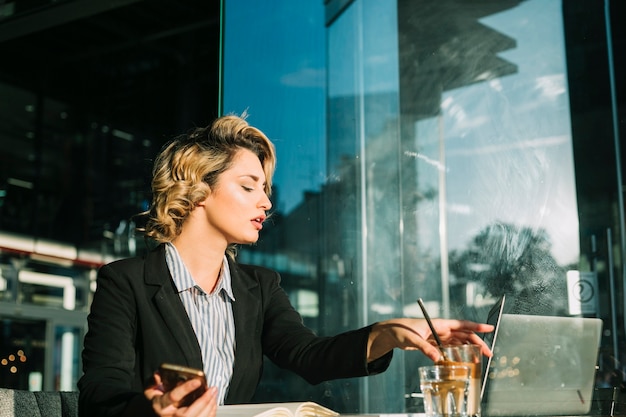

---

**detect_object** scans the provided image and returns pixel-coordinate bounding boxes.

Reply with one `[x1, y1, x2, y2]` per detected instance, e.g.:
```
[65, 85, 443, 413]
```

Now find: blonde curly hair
[143, 114, 276, 247]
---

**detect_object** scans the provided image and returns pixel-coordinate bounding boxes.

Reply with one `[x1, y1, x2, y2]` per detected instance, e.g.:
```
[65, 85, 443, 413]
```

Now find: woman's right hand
[145, 373, 218, 417]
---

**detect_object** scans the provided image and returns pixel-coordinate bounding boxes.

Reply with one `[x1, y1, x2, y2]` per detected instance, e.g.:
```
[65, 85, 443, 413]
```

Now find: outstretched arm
[367, 318, 493, 363]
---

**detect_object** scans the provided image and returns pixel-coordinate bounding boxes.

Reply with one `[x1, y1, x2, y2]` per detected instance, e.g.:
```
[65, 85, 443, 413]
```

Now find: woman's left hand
[368, 318, 494, 363]
[144, 373, 218, 417]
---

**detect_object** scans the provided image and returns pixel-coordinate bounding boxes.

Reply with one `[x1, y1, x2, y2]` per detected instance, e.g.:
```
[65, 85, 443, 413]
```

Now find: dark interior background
[0, 0, 221, 252]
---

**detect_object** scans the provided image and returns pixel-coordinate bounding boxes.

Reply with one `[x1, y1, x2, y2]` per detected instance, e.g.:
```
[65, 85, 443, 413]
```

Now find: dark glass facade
[0, 0, 220, 391]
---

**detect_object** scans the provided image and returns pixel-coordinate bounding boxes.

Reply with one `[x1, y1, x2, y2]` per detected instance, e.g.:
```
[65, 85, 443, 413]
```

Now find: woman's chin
[236, 236, 260, 245]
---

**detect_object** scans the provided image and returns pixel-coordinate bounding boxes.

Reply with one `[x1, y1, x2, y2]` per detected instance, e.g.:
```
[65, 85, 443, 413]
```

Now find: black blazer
[78, 244, 391, 417]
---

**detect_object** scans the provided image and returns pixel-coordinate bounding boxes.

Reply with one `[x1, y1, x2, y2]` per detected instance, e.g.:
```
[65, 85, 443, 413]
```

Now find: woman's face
[199, 148, 272, 245]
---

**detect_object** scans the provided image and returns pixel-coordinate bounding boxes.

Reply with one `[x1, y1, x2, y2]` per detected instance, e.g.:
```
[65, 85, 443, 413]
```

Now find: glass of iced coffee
[439, 344, 482, 417]
[419, 364, 471, 417]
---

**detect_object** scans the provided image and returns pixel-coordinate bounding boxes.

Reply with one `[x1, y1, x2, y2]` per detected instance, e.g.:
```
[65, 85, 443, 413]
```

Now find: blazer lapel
[228, 260, 262, 392]
[144, 245, 203, 367]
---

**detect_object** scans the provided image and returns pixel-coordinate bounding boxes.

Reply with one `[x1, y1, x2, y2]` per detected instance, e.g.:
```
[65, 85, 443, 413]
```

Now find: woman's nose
[259, 193, 272, 211]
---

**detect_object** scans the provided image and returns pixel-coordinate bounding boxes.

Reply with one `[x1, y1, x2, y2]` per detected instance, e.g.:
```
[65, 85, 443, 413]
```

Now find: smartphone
[157, 363, 207, 407]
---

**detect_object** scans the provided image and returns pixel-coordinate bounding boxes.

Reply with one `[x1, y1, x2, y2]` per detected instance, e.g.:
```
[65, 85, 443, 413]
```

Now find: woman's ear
[195, 192, 211, 207]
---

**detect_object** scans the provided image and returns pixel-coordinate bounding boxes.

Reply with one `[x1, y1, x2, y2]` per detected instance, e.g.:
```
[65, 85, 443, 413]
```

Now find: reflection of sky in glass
[328, 0, 399, 98]
[417, 0, 579, 265]
[222, 1, 326, 214]
[225, 0, 579, 265]
[326, 0, 399, 177]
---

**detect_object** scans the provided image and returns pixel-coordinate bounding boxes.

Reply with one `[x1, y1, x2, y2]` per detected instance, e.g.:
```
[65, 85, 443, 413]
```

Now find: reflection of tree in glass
[450, 222, 568, 315]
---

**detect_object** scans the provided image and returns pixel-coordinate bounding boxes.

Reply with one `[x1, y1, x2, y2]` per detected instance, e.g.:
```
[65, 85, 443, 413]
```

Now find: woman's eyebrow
[239, 174, 266, 185]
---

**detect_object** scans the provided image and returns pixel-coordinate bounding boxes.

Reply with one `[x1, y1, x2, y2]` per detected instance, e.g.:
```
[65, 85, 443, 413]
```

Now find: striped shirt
[165, 243, 236, 405]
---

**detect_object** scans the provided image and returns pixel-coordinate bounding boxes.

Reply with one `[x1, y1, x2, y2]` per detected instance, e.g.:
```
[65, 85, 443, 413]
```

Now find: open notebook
[481, 297, 603, 416]
[216, 401, 338, 417]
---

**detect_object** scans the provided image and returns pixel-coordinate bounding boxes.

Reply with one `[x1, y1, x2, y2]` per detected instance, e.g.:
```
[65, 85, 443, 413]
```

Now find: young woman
[78, 114, 493, 417]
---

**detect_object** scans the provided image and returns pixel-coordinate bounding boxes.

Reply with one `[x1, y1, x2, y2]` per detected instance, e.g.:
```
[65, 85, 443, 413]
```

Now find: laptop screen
[480, 307, 602, 416]
[480, 294, 506, 400]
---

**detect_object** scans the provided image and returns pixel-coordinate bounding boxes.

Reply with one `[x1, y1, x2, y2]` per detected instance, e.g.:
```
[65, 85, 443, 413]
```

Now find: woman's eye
[242, 185, 254, 192]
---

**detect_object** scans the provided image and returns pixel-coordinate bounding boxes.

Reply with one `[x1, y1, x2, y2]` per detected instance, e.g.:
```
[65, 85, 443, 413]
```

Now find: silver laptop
[481, 310, 603, 416]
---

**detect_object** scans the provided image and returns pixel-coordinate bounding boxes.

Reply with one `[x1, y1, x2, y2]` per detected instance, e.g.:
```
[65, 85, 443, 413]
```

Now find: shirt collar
[165, 242, 235, 301]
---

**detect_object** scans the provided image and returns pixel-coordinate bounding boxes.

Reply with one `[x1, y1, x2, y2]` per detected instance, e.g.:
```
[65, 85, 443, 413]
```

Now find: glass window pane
[53, 325, 81, 391]
[224, 0, 625, 413]
[0, 318, 46, 390]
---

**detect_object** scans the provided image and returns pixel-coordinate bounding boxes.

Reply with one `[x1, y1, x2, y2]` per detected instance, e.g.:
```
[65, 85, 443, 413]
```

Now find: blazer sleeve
[249, 265, 393, 385]
[78, 261, 155, 417]
[79, 247, 203, 417]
